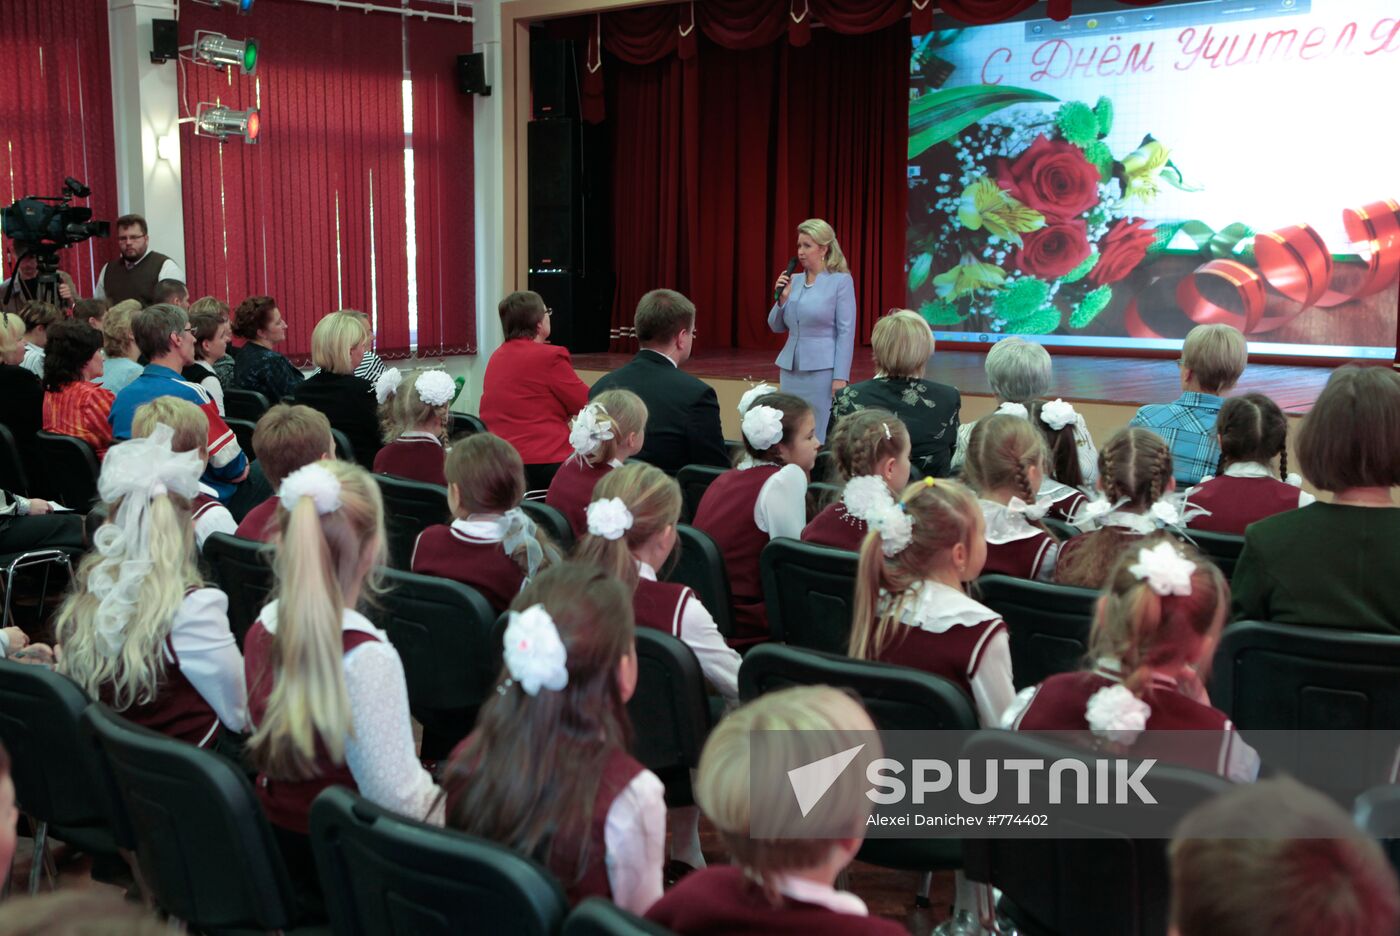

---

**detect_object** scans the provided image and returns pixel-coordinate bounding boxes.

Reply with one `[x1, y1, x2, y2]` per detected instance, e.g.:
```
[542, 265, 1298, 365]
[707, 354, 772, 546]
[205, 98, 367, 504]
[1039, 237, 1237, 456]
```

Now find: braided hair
[1214, 393, 1288, 480]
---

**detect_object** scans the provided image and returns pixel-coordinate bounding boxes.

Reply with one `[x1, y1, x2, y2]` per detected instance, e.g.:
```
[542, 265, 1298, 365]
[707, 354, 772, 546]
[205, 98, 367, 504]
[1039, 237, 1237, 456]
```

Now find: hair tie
[414, 370, 456, 407]
[502, 604, 569, 696]
[882, 422, 892, 440]
[1127, 541, 1196, 597]
[1086, 685, 1151, 747]
[569, 402, 616, 458]
[586, 497, 633, 541]
[742, 404, 784, 451]
[996, 401, 1030, 420]
[374, 367, 404, 405]
[1039, 398, 1078, 431]
[922, 476, 935, 488]
[843, 476, 914, 557]
[278, 463, 343, 515]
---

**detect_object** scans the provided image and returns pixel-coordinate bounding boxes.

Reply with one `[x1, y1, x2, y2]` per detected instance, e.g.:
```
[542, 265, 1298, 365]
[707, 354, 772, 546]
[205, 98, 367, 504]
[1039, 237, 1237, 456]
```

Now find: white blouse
[603, 767, 667, 915]
[739, 459, 808, 541]
[978, 498, 1059, 583]
[637, 560, 741, 703]
[170, 587, 247, 737]
[258, 600, 444, 826]
[193, 483, 238, 550]
[1187, 461, 1316, 509]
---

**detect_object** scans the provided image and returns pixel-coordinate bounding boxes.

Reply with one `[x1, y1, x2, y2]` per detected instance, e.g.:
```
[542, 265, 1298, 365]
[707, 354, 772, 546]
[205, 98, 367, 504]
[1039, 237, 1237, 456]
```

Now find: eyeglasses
[544, 308, 554, 317]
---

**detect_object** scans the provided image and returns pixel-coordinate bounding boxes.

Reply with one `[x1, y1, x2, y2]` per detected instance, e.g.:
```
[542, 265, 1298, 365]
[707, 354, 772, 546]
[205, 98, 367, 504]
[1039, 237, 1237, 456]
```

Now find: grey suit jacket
[766, 270, 857, 381]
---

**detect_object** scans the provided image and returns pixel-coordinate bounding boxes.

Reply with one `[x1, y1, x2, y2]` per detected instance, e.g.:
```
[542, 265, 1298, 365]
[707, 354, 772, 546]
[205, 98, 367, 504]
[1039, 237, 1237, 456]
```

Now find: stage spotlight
[192, 31, 258, 75]
[237, 0, 254, 13]
[194, 104, 261, 144]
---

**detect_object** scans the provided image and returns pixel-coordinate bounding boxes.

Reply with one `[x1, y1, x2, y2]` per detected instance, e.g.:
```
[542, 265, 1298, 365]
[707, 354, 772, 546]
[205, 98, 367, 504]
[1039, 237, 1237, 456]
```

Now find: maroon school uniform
[235, 496, 278, 543]
[1009, 665, 1256, 780]
[545, 458, 615, 539]
[801, 502, 866, 552]
[410, 520, 524, 613]
[1042, 482, 1087, 522]
[692, 464, 781, 646]
[979, 499, 1058, 582]
[191, 491, 223, 525]
[98, 637, 221, 748]
[634, 576, 693, 637]
[648, 865, 908, 936]
[1053, 525, 1153, 590]
[243, 620, 382, 833]
[1185, 469, 1307, 535]
[373, 432, 447, 487]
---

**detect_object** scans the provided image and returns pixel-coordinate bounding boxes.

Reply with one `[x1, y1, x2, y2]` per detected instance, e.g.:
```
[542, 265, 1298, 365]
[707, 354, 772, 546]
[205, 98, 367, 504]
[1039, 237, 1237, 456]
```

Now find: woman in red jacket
[479, 291, 591, 491]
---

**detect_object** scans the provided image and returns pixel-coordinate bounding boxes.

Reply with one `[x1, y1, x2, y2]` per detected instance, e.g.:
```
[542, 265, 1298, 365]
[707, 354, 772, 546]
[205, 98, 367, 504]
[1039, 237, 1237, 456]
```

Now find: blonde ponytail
[574, 463, 683, 592]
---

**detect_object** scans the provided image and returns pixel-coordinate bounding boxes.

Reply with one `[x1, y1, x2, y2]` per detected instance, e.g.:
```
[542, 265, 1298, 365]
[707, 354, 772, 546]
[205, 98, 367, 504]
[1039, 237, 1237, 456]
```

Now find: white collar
[888, 580, 997, 634]
[1093, 657, 1182, 692]
[197, 482, 220, 499]
[1222, 461, 1275, 480]
[451, 515, 507, 543]
[398, 430, 444, 447]
[1038, 476, 1083, 502]
[979, 498, 1043, 544]
[608, 457, 625, 469]
[772, 874, 868, 916]
[193, 359, 215, 374]
[1096, 510, 1158, 535]
[258, 599, 383, 638]
[640, 348, 678, 368]
[636, 559, 658, 581]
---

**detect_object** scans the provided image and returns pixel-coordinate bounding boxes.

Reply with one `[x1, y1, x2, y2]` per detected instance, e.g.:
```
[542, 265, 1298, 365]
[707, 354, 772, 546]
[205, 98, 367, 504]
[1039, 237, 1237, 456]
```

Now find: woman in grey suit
[768, 218, 856, 443]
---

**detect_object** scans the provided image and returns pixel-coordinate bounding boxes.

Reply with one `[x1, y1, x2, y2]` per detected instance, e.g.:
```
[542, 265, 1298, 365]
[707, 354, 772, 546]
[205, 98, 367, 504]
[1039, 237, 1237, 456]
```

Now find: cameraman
[1, 242, 76, 313]
[94, 214, 183, 306]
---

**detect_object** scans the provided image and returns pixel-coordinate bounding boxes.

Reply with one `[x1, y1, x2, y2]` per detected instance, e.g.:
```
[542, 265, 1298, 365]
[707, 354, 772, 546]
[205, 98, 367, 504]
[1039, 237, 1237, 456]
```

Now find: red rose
[998, 134, 1101, 222]
[1016, 220, 1092, 279]
[1090, 217, 1156, 285]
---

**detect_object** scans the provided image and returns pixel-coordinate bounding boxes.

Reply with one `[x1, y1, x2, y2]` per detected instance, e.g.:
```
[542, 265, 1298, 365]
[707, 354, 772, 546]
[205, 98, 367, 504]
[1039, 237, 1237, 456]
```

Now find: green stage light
[193, 31, 258, 75]
[243, 39, 258, 74]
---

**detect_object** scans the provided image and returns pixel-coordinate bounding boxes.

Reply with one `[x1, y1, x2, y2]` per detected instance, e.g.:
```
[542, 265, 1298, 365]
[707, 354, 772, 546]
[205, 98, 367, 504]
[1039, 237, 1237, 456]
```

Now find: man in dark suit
[589, 289, 729, 475]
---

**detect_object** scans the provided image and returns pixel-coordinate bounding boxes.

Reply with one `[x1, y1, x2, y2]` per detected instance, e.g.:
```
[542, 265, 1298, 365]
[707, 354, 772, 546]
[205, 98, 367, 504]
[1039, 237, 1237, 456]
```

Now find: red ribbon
[1126, 199, 1400, 339]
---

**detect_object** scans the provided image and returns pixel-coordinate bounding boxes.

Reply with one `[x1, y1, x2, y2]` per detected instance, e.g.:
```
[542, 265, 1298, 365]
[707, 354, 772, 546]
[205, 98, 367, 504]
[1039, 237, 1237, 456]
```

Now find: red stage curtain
[179, 0, 412, 362]
[0, 0, 119, 297]
[607, 24, 909, 353]
[407, 15, 477, 357]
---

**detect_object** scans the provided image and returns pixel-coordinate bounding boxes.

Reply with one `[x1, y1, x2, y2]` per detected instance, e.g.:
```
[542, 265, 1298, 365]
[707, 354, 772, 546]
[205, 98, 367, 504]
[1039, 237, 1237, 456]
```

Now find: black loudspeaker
[150, 19, 179, 64]
[456, 53, 490, 96]
[530, 31, 576, 120]
[529, 271, 613, 355]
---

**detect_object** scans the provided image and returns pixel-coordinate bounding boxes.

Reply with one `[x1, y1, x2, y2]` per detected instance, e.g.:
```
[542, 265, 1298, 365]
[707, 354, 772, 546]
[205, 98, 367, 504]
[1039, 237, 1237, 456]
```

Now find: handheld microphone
[774, 257, 799, 304]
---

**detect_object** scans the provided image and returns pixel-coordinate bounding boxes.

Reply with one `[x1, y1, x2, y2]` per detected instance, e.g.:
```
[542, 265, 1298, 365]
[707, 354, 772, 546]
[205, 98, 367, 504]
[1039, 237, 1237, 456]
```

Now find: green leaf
[908, 253, 934, 292]
[919, 300, 964, 326]
[909, 85, 1060, 160]
[1062, 252, 1099, 283]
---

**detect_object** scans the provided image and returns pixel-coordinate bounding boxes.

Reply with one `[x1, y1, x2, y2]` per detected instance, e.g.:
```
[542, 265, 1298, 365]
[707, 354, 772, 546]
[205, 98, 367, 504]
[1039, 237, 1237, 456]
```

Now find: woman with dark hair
[479, 291, 590, 491]
[183, 305, 232, 414]
[42, 319, 115, 459]
[231, 295, 303, 404]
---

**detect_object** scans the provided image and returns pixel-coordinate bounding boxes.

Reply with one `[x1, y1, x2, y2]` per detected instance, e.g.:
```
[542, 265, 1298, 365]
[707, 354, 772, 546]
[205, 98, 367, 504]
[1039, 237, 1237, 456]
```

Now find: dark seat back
[961, 729, 1231, 936]
[1042, 517, 1079, 541]
[225, 416, 258, 461]
[664, 524, 733, 638]
[0, 422, 30, 496]
[0, 660, 116, 855]
[377, 568, 501, 757]
[760, 537, 858, 654]
[519, 499, 573, 552]
[310, 786, 569, 936]
[1355, 784, 1400, 877]
[35, 430, 99, 509]
[449, 412, 487, 439]
[375, 475, 450, 569]
[628, 628, 712, 808]
[82, 704, 299, 931]
[563, 899, 677, 936]
[202, 532, 275, 648]
[225, 387, 271, 422]
[676, 465, 725, 524]
[332, 427, 355, 463]
[1183, 528, 1245, 578]
[975, 575, 1098, 690]
[805, 481, 842, 522]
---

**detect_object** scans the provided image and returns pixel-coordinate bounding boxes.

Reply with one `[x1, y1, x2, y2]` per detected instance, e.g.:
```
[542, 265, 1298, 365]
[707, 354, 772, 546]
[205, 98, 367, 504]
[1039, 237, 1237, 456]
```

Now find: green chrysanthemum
[1083, 140, 1114, 181]
[992, 277, 1050, 322]
[1062, 253, 1099, 284]
[1071, 285, 1113, 328]
[1094, 96, 1114, 136]
[1056, 101, 1100, 147]
[919, 300, 963, 327]
[1012, 306, 1062, 335]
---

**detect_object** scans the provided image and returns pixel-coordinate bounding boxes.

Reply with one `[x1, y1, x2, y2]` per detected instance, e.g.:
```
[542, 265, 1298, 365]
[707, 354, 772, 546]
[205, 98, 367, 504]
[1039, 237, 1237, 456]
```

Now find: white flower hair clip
[414, 370, 456, 407]
[843, 475, 914, 556]
[374, 368, 404, 405]
[1128, 541, 1197, 597]
[502, 604, 569, 696]
[996, 401, 1030, 420]
[278, 463, 343, 516]
[586, 497, 633, 541]
[1039, 398, 1078, 431]
[569, 402, 616, 458]
[742, 404, 785, 451]
[737, 382, 777, 416]
[1086, 684, 1151, 747]
[1006, 495, 1050, 521]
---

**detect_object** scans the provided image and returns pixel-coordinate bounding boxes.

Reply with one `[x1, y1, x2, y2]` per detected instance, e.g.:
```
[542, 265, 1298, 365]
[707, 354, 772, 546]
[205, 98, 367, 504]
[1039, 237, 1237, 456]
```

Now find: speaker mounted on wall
[457, 53, 491, 96]
[150, 19, 179, 65]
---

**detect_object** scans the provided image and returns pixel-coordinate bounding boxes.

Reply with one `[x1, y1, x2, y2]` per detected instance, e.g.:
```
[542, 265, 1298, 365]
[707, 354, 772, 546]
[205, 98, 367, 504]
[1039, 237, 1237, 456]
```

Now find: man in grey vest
[95, 213, 185, 306]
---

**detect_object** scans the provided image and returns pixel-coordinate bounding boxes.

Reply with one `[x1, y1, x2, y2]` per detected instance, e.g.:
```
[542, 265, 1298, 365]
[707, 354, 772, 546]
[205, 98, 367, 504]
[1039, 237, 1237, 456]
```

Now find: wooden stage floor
[574, 347, 1342, 415]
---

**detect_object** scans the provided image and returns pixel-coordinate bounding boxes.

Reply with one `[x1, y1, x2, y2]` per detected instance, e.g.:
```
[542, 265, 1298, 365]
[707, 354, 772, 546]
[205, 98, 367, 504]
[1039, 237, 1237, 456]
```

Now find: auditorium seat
[331, 427, 355, 464]
[226, 416, 258, 461]
[1354, 783, 1400, 876]
[961, 729, 1231, 936]
[664, 524, 733, 638]
[519, 498, 573, 552]
[1042, 517, 1079, 541]
[0, 660, 121, 895]
[806, 481, 842, 521]
[629, 628, 712, 808]
[202, 532, 275, 648]
[676, 465, 725, 524]
[82, 704, 314, 932]
[811, 450, 835, 483]
[975, 575, 1098, 690]
[759, 537, 857, 655]
[377, 568, 500, 760]
[1184, 528, 1245, 578]
[310, 786, 569, 936]
[35, 430, 99, 510]
[449, 412, 487, 439]
[0, 423, 31, 496]
[374, 475, 450, 569]
[564, 899, 677, 936]
[225, 387, 271, 423]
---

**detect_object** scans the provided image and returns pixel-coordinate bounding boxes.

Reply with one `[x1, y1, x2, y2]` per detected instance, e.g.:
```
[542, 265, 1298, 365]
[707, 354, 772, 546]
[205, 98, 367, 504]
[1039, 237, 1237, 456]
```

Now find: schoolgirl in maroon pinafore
[963, 412, 1063, 582]
[371, 367, 455, 486]
[546, 391, 647, 539]
[803, 409, 912, 554]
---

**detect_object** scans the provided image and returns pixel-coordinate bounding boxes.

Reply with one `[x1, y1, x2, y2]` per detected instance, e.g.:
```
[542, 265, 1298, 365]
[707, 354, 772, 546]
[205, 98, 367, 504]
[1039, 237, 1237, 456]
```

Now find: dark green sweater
[1232, 502, 1400, 633]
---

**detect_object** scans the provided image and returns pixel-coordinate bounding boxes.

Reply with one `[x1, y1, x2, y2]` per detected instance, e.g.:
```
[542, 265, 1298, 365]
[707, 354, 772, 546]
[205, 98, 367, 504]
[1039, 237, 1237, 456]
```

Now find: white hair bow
[586, 497, 633, 541]
[843, 475, 914, 557]
[742, 404, 784, 451]
[996, 401, 1030, 420]
[502, 604, 569, 696]
[1086, 684, 1151, 746]
[1128, 540, 1197, 597]
[1039, 398, 1078, 431]
[737, 382, 777, 416]
[1006, 496, 1050, 521]
[569, 402, 615, 458]
[278, 463, 343, 515]
[415, 370, 457, 407]
[375, 368, 404, 405]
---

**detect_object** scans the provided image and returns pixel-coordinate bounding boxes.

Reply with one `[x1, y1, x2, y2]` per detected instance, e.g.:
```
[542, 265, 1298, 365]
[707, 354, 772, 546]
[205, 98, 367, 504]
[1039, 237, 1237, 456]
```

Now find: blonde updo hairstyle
[379, 368, 453, 445]
[797, 218, 850, 275]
